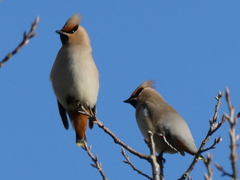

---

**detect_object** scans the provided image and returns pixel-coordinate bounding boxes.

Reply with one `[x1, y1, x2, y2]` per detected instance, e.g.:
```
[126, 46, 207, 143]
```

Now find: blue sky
[0, 1, 239, 180]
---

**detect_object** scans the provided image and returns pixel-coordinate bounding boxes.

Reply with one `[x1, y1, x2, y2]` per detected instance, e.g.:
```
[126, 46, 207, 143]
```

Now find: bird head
[56, 13, 90, 46]
[124, 80, 155, 108]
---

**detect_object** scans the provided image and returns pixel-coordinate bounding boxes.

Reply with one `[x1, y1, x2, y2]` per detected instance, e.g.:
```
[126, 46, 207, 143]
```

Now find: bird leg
[144, 138, 166, 165]
[89, 105, 97, 121]
[144, 137, 165, 178]
[144, 138, 149, 145]
[157, 152, 165, 178]
[157, 153, 165, 165]
[77, 102, 97, 128]
[77, 102, 94, 117]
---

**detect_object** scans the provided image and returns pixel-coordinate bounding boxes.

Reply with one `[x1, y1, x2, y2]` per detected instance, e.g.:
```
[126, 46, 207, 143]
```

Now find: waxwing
[50, 14, 99, 146]
[124, 81, 201, 158]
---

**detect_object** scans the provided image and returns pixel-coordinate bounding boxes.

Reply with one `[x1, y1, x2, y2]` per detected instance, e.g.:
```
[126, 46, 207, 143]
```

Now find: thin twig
[0, 16, 39, 67]
[225, 88, 238, 180]
[201, 136, 222, 153]
[179, 91, 226, 180]
[121, 148, 153, 180]
[78, 103, 161, 180]
[215, 88, 238, 179]
[204, 153, 213, 180]
[215, 163, 233, 178]
[82, 141, 108, 180]
[78, 104, 149, 158]
[147, 131, 160, 180]
[94, 118, 149, 160]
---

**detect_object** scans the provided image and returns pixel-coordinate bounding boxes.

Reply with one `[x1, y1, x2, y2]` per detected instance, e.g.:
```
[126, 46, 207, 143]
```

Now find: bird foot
[144, 138, 149, 145]
[77, 102, 95, 118]
[157, 154, 166, 165]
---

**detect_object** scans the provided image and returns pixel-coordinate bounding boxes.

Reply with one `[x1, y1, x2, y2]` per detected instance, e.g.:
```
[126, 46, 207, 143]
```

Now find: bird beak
[56, 30, 68, 36]
[123, 98, 132, 103]
[124, 97, 137, 108]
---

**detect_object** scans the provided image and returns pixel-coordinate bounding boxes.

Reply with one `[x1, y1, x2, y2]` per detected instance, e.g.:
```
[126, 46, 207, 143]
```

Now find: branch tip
[0, 16, 39, 68]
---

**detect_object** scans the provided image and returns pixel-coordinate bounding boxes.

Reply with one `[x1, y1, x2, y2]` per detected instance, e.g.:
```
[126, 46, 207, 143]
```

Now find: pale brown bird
[50, 14, 99, 146]
[124, 81, 203, 159]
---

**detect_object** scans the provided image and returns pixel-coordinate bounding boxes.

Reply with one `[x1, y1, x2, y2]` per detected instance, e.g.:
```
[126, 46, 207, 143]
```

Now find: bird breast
[50, 45, 99, 111]
[135, 105, 156, 139]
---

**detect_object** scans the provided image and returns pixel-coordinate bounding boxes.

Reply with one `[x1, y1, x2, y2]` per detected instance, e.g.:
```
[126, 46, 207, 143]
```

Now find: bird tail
[68, 111, 89, 147]
[197, 154, 207, 163]
[76, 137, 86, 147]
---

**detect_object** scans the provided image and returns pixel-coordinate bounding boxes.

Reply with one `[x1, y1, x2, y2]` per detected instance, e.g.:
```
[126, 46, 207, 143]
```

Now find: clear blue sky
[1, 1, 239, 180]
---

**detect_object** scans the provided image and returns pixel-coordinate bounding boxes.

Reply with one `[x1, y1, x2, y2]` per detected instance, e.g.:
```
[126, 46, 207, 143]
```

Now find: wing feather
[57, 101, 69, 129]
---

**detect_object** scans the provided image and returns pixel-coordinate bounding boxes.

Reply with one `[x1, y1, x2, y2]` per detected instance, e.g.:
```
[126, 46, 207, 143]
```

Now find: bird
[50, 13, 99, 147]
[124, 80, 203, 160]
[237, 112, 240, 119]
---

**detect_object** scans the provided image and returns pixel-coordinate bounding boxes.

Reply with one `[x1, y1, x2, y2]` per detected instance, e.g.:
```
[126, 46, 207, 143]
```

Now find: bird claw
[157, 153, 166, 165]
[77, 102, 96, 119]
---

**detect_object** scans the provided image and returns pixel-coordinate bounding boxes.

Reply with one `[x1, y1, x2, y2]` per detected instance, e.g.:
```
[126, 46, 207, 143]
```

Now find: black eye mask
[68, 25, 78, 34]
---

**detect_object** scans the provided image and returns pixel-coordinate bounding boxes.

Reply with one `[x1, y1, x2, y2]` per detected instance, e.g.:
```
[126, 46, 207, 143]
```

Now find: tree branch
[225, 88, 238, 180]
[94, 118, 149, 160]
[215, 88, 238, 179]
[82, 141, 108, 180]
[121, 148, 153, 180]
[78, 103, 161, 180]
[179, 91, 226, 180]
[147, 131, 160, 180]
[204, 153, 213, 180]
[215, 163, 233, 178]
[0, 16, 39, 68]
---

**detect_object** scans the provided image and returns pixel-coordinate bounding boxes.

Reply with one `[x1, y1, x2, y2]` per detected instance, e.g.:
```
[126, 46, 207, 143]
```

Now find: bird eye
[68, 25, 78, 34]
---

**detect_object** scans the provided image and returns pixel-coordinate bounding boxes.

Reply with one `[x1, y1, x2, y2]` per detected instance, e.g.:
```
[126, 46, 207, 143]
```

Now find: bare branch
[201, 136, 222, 153]
[94, 118, 149, 160]
[82, 141, 108, 180]
[78, 102, 162, 179]
[204, 153, 213, 180]
[0, 16, 39, 67]
[78, 102, 148, 155]
[121, 148, 153, 180]
[147, 131, 160, 180]
[215, 163, 233, 178]
[215, 88, 238, 180]
[225, 88, 238, 180]
[179, 91, 226, 179]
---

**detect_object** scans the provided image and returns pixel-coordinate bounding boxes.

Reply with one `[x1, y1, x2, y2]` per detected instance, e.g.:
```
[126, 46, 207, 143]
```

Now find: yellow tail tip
[76, 142, 84, 147]
[196, 155, 207, 163]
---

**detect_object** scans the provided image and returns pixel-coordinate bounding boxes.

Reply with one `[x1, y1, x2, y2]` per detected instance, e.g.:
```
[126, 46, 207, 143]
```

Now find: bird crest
[131, 80, 155, 97]
[61, 13, 82, 32]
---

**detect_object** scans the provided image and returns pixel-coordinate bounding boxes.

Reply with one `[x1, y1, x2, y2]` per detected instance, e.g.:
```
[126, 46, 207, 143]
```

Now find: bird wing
[57, 101, 69, 130]
[145, 100, 186, 155]
[160, 112, 198, 156]
[88, 105, 96, 129]
[161, 133, 185, 155]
